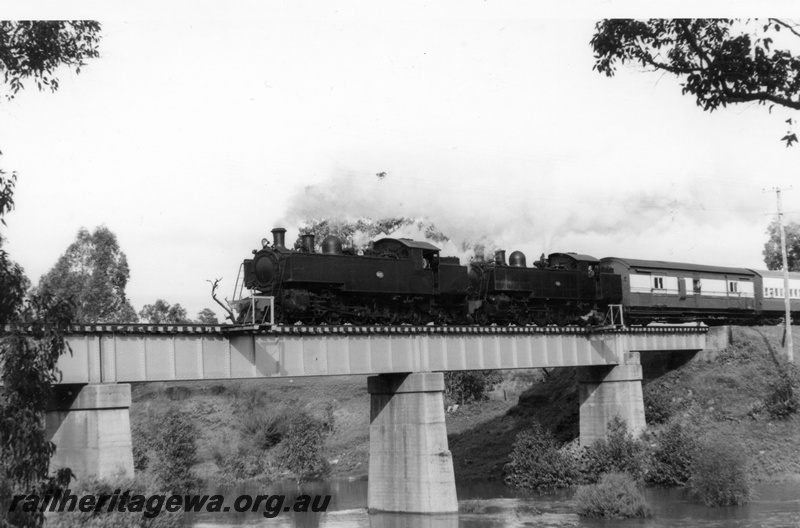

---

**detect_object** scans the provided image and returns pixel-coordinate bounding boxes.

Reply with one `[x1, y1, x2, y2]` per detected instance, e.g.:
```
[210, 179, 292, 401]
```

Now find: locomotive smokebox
[322, 235, 343, 254]
[494, 250, 507, 266]
[271, 228, 287, 250]
[301, 233, 315, 253]
[509, 251, 527, 268]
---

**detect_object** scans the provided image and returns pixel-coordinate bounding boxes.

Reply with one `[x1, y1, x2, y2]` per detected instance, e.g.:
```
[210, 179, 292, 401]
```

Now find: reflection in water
[369, 512, 459, 528]
[192, 479, 800, 528]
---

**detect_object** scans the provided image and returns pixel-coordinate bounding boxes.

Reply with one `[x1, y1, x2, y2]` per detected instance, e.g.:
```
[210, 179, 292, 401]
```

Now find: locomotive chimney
[301, 233, 315, 253]
[271, 227, 287, 250]
[494, 250, 506, 266]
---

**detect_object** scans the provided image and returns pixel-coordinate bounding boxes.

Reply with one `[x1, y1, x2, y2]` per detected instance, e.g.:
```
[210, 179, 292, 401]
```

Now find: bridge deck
[52, 324, 707, 383]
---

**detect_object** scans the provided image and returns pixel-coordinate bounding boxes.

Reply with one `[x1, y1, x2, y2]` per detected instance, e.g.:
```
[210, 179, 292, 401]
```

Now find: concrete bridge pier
[577, 351, 645, 446]
[46, 383, 135, 480]
[367, 372, 458, 514]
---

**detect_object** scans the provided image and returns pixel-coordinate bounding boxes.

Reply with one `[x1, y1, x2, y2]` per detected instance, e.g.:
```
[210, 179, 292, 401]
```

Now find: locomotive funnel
[301, 233, 315, 253]
[509, 251, 527, 267]
[494, 250, 506, 266]
[272, 228, 287, 250]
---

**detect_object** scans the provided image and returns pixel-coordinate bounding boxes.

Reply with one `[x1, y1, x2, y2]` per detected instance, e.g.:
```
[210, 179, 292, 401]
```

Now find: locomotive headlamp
[261, 238, 269, 248]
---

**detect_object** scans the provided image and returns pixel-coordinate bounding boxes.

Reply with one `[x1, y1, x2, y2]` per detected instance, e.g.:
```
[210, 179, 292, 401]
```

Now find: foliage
[1, 171, 76, 527]
[763, 375, 798, 419]
[688, 437, 754, 506]
[643, 382, 674, 425]
[763, 219, 800, 271]
[581, 416, 648, 483]
[195, 308, 218, 324]
[38, 226, 137, 323]
[48, 475, 183, 528]
[645, 422, 697, 486]
[0, 21, 101, 98]
[591, 19, 800, 146]
[504, 422, 580, 490]
[138, 300, 190, 324]
[574, 472, 652, 519]
[132, 407, 197, 493]
[278, 411, 331, 483]
[444, 370, 502, 405]
[149, 408, 197, 493]
[0, 20, 101, 528]
[241, 404, 292, 450]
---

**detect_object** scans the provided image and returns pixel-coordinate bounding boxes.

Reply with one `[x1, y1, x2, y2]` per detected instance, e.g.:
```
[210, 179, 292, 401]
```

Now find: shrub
[643, 382, 673, 425]
[574, 473, 652, 518]
[504, 422, 580, 490]
[763, 376, 798, 420]
[646, 422, 696, 486]
[444, 370, 502, 405]
[581, 417, 648, 483]
[148, 407, 197, 493]
[279, 411, 330, 482]
[48, 474, 183, 528]
[241, 404, 292, 449]
[688, 438, 753, 506]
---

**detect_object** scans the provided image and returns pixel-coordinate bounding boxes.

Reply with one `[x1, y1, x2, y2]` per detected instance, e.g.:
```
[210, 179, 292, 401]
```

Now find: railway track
[5, 323, 710, 336]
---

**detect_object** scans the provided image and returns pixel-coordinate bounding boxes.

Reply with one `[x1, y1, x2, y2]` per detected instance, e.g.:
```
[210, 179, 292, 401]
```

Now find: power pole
[770, 187, 794, 363]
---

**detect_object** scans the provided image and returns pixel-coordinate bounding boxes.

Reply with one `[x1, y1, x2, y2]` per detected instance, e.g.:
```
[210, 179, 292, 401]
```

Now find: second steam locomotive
[231, 227, 800, 327]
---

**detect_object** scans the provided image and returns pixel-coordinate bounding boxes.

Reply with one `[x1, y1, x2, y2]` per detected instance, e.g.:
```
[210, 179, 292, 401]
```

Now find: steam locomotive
[230, 227, 800, 327]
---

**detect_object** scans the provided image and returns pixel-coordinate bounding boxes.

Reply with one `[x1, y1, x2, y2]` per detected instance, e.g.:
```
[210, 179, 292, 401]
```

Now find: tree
[195, 308, 219, 324]
[591, 19, 800, 145]
[763, 219, 800, 271]
[38, 226, 138, 323]
[0, 21, 102, 98]
[0, 20, 101, 528]
[139, 299, 191, 324]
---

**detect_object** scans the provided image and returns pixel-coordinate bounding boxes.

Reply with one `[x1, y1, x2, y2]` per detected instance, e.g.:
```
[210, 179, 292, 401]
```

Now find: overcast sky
[2, 2, 799, 321]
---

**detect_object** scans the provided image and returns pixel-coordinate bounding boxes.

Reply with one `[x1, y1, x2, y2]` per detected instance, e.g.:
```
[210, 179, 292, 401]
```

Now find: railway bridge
[42, 323, 709, 514]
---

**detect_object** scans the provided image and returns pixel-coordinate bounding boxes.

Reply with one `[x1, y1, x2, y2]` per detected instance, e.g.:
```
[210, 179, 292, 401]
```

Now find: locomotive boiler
[232, 227, 623, 326]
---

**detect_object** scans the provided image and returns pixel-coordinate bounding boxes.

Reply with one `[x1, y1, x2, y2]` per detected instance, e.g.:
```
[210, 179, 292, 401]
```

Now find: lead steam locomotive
[230, 227, 800, 327]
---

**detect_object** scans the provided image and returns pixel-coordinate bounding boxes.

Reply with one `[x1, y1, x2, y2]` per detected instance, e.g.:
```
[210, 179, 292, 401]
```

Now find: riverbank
[128, 325, 799, 486]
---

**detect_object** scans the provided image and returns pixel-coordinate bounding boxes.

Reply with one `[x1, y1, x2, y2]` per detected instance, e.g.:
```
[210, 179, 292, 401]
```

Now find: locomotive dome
[322, 235, 343, 254]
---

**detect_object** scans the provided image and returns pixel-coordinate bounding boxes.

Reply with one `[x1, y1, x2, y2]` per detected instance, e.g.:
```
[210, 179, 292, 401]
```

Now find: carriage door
[678, 277, 686, 300]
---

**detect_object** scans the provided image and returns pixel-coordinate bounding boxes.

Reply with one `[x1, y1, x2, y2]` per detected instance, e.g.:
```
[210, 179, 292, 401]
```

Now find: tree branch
[769, 18, 800, 40]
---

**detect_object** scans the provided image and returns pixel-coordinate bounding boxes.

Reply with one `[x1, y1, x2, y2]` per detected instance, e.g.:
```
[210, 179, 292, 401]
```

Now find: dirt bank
[129, 325, 799, 485]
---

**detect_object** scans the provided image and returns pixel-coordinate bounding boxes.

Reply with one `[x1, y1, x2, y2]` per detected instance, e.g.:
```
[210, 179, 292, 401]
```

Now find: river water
[190, 479, 800, 528]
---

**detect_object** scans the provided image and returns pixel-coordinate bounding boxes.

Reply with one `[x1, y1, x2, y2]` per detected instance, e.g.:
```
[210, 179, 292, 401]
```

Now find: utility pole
[770, 187, 794, 363]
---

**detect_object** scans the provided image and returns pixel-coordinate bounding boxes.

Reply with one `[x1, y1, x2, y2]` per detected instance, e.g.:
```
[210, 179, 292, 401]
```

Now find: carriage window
[693, 279, 701, 294]
[653, 277, 664, 289]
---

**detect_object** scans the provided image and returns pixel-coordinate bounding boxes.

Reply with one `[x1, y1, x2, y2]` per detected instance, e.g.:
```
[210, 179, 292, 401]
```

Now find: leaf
[781, 133, 798, 147]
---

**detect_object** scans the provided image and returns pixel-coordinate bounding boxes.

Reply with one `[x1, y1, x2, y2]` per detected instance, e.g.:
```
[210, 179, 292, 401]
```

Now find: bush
[646, 422, 697, 486]
[574, 473, 652, 518]
[581, 417, 648, 483]
[688, 438, 753, 506]
[148, 407, 198, 493]
[643, 382, 674, 425]
[763, 376, 798, 420]
[504, 422, 580, 490]
[241, 404, 292, 449]
[444, 370, 502, 405]
[48, 475, 183, 528]
[279, 411, 330, 482]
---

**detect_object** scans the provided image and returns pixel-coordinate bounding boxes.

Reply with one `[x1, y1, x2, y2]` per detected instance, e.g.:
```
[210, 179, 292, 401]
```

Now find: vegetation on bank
[501, 326, 799, 516]
[574, 473, 651, 519]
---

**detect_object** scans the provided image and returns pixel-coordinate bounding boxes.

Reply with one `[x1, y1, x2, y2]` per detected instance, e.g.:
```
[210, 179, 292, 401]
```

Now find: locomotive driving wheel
[553, 310, 571, 327]
[474, 308, 489, 326]
[532, 310, 549, 327]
